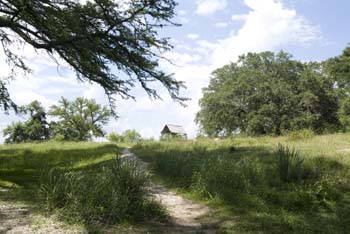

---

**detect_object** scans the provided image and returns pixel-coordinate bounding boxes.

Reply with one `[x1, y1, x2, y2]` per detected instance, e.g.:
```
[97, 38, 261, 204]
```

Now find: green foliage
[196, 50, 345, 136]
[0, 80, 17, 112]
[39, 157, 163, 224]
[0, 0, 186, 114]
[2, 98, 111, 143]
[338, 96, 350, 131]
[160, 133, 186, 141]
[122, 129, 142, 143]
[108, 132, 124, 143]
[134, 135, 350, 234]
[108, 129, 142, 143]
[336, 197, 350, 232]
[324, 47, 350, 97]
[3, 101, 50, 143]
[286, 129, 315, 141]
[49, 97, 111, 141]
[0, 142, 166, 226]
[276, 144, 305, 182]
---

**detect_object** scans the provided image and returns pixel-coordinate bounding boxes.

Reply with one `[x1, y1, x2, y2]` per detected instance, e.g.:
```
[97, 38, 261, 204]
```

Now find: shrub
[276, 144, 304, 182]
[286, 129, 314, 141]
[52, 134, 65, 142]
[39, 157, 165, 224]
[108, 132, 124, 143]
[336, 197, 350, 231]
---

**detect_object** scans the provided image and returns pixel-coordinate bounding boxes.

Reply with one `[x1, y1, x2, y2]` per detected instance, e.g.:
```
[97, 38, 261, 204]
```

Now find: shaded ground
[121, 148, 217, 234]
[0, 148, 217, 234]
[0, 188, 85, 234]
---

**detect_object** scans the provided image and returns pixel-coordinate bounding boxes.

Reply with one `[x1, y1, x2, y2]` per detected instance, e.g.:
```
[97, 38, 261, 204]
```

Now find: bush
[52, 134, 65, 142]
[108, 132, 124, 143]
[39, 157, 165, 224]
[276, 144, 304, 182]
[336, 197, 350, 231]
[286, 129, 315, 141]
[108, 130, 142, 143]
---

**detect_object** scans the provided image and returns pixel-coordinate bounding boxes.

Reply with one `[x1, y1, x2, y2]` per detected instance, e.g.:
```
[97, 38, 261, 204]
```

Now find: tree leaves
[0, 0, 187, 114]
[196, 51, 342, 137]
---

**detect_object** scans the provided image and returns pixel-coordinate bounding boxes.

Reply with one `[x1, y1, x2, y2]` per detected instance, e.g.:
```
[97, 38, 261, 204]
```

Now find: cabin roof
[161, 124, 186, 135]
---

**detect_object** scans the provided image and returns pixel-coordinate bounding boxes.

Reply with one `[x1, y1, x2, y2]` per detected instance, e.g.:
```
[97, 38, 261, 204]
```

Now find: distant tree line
[108, 130, 142, 143]
[196, 47, 350, 136]
[3, 97, 110, 143]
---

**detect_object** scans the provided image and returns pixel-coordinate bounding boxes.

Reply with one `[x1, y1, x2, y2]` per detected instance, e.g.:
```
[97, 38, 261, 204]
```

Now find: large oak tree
[0, 0, 186, 114]
[196, 51, 340, 136]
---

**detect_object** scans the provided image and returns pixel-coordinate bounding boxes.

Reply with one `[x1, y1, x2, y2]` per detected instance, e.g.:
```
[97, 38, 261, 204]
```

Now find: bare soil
[121, 149, 217, 234]
[0, 149, 216, 234]
[0, 188, 85, 234]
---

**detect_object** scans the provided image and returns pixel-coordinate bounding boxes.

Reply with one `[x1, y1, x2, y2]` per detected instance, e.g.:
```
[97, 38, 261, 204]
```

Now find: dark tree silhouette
[0, 0, 186, 114]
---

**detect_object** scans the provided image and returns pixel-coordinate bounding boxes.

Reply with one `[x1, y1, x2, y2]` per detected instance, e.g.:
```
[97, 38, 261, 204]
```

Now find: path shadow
[133, 142, 350, 234]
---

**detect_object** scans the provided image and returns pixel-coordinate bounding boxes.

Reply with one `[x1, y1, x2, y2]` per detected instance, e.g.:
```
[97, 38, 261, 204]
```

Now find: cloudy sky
[0, 0, 349, 142]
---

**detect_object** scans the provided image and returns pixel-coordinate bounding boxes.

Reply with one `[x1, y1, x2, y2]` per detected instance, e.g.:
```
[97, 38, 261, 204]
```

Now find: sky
[1, 0, 350, 142]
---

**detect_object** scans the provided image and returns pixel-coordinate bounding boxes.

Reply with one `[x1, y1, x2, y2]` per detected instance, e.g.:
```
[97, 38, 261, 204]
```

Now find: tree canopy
[196, 49, 349, 137]
[0, 0, 186, 114]
[3, 97, 111, 143]
[3, 100, 50, 143]
[108, 129, 142, 143]
[50, 97, 111, 141]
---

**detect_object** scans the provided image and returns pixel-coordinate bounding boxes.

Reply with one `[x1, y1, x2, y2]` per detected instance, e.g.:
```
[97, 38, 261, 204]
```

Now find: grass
[0, 141, 166, 232]
[133, 133, 350, 234]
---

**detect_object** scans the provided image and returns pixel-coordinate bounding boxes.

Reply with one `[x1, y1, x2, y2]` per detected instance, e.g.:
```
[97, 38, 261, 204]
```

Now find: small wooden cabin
[161, 124, 187, 139]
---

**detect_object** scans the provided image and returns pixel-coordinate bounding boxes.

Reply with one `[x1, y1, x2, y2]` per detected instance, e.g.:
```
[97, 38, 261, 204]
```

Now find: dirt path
[0, 188, 85, 234]
[121, 149, 216, 233]
[0, 150, 216, 234]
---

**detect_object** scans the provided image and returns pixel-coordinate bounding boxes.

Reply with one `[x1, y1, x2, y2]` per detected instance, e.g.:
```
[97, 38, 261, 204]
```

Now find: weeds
[39, 156, 166, 224]
[0, 142, 166, 227]
[134, 136, 350, 234]
[276, 144, 304, 182]
[286, 129, 315, 141]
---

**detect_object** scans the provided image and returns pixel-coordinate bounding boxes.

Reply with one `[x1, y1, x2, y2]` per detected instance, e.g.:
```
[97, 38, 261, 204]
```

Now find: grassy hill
[0, 141, 165, 232]
[134, 133, 350, 234]
[2, 134, 350, 233]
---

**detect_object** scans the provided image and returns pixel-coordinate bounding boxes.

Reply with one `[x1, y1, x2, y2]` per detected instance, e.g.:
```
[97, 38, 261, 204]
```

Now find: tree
[122, 129, 142, 143]
[324, 46, 350, 130]
[49, 97, 111, 141]
[0, 0, 186, 114]
[338, 96, 350, 131]
[108, 129, 142, 143]
[324, 46, 350, 97]
[108, 132, 124, 143]
[3, 100, 50, 143]
[196, 51, 340, 137]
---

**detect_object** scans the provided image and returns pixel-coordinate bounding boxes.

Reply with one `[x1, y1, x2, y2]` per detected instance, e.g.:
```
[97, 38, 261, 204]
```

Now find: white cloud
[161, 51, 203, 67]
[177, 10, 190, 24]
[195, 0, 228, 16]
[187, 34, 200, 40]
[231, 14, 248, 21]
[213, 22, 229, 28]
[209, 0, 321, 68]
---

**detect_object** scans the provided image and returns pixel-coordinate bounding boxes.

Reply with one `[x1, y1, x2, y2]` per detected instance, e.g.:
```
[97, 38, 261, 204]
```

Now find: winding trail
[121, 148, 216, 233]
[0, 149, 216, 234]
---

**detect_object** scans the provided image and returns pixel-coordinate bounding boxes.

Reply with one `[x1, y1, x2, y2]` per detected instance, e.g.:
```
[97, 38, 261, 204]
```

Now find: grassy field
[0, 141, 166, 233]
[133, 133, 350, 234]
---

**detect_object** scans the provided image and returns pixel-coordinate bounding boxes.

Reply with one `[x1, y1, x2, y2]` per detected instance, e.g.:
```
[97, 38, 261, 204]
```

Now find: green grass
[133, 133, 350, 234]
[0, 141, 166, 232]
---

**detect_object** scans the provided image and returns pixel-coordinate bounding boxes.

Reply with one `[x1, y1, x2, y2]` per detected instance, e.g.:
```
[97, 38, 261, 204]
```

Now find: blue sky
[0, 0, 349, 142]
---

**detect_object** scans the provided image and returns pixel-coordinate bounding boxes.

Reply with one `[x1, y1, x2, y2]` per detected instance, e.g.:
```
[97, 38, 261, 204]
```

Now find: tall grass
[0, 141, 166, 226]
[39, 157, 165, 224]
[133, 135, 350, 234]
[276, 144, 304, 182]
